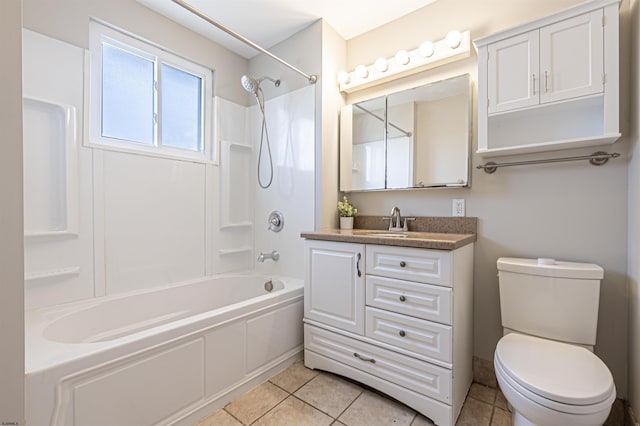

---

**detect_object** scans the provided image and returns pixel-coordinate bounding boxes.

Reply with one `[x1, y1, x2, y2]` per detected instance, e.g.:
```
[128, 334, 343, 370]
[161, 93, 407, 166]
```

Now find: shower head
[241, 75, 281, 95]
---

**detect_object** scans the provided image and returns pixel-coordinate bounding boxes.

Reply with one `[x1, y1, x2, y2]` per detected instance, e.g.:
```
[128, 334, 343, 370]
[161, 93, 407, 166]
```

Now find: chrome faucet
[257, 250, 279, 263]
[389, 206, 402, 231]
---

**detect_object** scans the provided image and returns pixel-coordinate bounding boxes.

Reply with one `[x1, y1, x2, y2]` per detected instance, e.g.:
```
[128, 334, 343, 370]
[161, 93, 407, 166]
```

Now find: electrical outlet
[452, 199, 465, 217]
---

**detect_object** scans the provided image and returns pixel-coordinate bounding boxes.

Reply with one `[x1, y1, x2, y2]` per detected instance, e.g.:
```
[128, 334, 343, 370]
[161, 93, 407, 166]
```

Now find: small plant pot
[340, 217, 354, 230]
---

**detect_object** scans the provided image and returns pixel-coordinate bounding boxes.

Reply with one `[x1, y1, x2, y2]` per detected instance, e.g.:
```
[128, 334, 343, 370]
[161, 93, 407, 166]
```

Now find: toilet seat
[495, 333, 616, 414]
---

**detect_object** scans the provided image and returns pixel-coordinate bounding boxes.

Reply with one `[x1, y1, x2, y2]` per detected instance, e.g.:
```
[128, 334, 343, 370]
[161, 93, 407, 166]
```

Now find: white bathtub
[26, 274, 304, 426]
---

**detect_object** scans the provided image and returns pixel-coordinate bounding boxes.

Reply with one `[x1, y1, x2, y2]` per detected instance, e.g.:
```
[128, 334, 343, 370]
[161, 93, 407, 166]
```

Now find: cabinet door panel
[540, 10, 603, 103]
[488, 31, 539, 113]
[304, 240, 365, 334]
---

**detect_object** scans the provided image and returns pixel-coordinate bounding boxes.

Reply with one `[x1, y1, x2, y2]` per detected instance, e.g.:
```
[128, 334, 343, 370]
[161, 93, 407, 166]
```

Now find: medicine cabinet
[340, 74, 471, 191]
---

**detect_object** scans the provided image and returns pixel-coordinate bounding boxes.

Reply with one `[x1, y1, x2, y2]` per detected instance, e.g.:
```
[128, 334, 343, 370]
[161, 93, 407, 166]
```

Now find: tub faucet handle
[257, 250, 279, 263]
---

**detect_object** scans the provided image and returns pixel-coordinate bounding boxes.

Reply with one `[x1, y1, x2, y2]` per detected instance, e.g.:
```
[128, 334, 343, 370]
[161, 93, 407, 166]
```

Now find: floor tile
[196, 409, 243, 426]
[469, 383, 497, 405]
[294, 373, 363, 418]
[338, 390, 416, 426]
[495, 389, 508, 410]
[270, 360, 319, 393]
[253, 396, 333, 426]
[456, 396, 493, 426]
[490, 408, 512, 426]
[411, 414, 436, 425]
[224, 382, 288, 425]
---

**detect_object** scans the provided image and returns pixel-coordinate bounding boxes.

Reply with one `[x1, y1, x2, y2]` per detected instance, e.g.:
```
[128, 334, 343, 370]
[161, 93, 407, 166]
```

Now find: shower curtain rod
[171, 0, 318, 85]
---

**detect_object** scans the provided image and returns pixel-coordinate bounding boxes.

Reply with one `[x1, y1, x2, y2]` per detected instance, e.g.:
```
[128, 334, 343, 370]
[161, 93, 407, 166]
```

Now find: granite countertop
[301, 216, 477, 250]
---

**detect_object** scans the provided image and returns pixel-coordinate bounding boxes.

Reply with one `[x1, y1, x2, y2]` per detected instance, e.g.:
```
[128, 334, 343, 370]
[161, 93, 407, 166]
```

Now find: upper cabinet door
[487, 31, 540, 114]
[539, 10, 604, 104]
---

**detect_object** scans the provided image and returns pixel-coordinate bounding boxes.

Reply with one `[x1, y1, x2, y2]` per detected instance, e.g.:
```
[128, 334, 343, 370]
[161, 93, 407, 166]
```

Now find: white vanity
[301, 224, 475, 426]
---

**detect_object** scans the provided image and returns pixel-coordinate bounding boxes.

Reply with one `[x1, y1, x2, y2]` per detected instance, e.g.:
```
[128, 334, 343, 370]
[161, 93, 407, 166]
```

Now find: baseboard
[473, 356, 497, 388]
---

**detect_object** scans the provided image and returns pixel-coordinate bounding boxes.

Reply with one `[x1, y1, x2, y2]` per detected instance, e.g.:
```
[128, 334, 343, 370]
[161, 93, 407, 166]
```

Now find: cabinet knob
[399, 330, 406, 337]
[399, 261, 407, 268]
[399, 295, 406, 302]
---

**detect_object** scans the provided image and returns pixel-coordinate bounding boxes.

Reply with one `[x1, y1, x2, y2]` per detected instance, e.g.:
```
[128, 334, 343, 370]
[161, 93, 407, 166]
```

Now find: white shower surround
[26, 274, 303, 425]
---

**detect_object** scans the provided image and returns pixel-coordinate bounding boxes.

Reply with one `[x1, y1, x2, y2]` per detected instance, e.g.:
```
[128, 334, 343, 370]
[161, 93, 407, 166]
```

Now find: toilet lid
[495, 333, 615, 406]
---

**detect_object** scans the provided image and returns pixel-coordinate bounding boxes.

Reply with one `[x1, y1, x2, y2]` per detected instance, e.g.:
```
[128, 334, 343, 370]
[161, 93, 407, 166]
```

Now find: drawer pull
[356, 253, 362, 277]
[400, 261, 407, 268]
[399, 330, 406, 337]
[353, 352, 376, 363]
[399, 295, 406, 302]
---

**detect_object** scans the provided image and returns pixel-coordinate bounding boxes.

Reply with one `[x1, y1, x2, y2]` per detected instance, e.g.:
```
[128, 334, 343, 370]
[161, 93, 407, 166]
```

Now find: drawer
[366, 275, 452, 324]
[366, 245, 451, 286]
[365, 307, 452, 363]
[304, 324, 451, 404]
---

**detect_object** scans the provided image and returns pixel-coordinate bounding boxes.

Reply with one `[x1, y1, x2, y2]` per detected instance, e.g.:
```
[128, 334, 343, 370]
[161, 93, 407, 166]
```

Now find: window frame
[88, 20, 215, 164]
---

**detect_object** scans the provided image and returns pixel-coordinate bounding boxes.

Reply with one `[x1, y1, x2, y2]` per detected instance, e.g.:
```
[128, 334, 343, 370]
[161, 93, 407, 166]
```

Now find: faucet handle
[402, 217, 416, 231]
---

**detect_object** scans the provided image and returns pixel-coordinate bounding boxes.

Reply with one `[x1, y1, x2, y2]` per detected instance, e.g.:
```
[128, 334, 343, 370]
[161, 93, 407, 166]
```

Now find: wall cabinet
[303, 239, 474, 426]
[476, 0, 620, 156]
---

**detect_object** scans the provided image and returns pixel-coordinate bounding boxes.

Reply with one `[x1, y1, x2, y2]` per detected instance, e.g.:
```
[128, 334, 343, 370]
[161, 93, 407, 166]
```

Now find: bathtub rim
[25, 272, 303, 375]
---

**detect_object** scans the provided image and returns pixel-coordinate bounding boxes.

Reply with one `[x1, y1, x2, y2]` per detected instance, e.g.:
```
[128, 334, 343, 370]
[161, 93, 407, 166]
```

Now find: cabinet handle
[532, 73, 536, 95]
[356, 253, 362, 277]
[544, 71, 549, 92]
[399, 261, 407, 268]
[399, 330, 406, 337]
[399, 295, 406, 302]
[353, 352, 376, 363]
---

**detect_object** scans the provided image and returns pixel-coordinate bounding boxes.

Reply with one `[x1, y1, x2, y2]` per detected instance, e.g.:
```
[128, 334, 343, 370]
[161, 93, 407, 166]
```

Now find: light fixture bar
[339, 30, 471, 93]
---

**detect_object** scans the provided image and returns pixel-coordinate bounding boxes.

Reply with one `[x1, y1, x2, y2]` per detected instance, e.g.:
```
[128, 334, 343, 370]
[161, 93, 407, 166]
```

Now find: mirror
[340, 74, 471, 191]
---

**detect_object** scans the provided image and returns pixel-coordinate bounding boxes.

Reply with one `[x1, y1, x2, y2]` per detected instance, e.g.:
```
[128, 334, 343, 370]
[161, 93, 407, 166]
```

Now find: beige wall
[628, 0, 639, 416]
[344, 0, 631, 397]
[22, 0, 249, 104]
[0, 0, 25, 423]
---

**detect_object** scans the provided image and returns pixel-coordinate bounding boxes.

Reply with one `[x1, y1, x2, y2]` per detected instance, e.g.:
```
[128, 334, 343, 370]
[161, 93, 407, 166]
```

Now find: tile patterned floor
[196, 360, 513, 426]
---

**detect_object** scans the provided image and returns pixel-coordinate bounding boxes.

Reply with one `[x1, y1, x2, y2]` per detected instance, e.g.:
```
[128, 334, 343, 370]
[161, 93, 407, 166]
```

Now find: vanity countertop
[300, 228, 476, 250]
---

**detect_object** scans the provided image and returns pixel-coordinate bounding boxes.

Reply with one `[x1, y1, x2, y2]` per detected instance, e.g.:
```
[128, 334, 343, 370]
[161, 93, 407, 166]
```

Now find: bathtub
[26, 273, 304, 426]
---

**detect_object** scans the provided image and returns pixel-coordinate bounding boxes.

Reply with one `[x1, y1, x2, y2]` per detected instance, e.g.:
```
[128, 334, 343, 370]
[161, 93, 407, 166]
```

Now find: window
[89, 21, 214, 162]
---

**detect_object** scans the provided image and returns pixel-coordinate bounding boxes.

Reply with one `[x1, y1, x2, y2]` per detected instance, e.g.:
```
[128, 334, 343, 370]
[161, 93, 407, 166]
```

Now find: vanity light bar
[338, 30, 471, 93]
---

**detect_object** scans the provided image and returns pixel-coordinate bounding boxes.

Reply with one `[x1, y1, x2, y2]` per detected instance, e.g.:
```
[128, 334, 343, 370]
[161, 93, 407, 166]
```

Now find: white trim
[88, 20, 214, 163]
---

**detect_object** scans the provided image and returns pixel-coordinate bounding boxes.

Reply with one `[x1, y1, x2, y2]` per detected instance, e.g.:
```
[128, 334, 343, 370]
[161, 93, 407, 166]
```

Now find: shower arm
[171, 0, 318, 85]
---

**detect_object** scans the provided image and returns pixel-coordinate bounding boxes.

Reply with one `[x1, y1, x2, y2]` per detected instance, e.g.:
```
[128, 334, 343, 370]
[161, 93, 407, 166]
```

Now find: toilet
[495, 257, 616, 426]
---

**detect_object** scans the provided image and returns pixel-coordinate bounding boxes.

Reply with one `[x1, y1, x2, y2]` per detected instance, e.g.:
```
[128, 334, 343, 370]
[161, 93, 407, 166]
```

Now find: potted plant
[337, 196, 358, 230]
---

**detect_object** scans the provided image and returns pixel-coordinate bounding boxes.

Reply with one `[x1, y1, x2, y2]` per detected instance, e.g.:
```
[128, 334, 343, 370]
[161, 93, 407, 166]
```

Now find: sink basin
[354, 231, 408, 238]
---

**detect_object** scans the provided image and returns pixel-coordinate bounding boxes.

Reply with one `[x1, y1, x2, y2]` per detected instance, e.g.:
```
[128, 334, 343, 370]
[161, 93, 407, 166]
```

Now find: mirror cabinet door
[340, 74, 471, 191]
[340, 96, 386, 191]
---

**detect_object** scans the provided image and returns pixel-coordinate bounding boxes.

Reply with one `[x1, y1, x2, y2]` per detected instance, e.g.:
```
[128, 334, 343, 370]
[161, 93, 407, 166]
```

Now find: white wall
[343, 0, 631, 397]
[0, 0, 25, 423]
[628, 0, 640, 416]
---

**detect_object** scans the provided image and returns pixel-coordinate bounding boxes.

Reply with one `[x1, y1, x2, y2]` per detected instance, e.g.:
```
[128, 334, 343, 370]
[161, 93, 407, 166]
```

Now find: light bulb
[419, 41, 434, 57]
[374, 57, 389, 72]
[445, 30, 462, 49]
[337, 71, 350, 85]
[355, 65, 369, 79]
[395, 50, 410, 65]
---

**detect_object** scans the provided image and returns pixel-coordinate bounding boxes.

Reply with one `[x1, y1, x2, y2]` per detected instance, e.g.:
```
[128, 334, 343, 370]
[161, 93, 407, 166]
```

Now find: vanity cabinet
[303, 239, 474, 426]
[476, 0, 620, 156]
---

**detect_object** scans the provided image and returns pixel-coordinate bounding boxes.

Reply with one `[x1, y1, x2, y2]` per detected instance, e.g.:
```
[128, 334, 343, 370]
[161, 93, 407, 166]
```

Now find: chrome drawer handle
[353, 352, 376, 363]
[399, 330, 406, 337]
[399, 295, 406, 302]
[399, 261, 406, 268]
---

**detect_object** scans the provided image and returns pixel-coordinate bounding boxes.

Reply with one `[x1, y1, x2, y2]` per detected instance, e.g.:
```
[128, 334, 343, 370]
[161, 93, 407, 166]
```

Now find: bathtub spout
[257, 250, 279, 262]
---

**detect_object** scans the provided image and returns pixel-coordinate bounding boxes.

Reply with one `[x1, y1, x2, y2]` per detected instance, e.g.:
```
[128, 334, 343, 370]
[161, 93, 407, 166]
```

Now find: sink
[354, 231, 408, 238]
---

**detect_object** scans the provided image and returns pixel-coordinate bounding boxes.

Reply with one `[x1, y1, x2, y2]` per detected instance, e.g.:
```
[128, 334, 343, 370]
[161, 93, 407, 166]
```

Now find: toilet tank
[497, 257, 604, 346]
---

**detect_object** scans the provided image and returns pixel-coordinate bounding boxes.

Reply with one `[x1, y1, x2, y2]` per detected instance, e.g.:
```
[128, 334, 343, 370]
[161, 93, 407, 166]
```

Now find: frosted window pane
[101, 43, 154, 144]
[161, 64, 202, 152]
